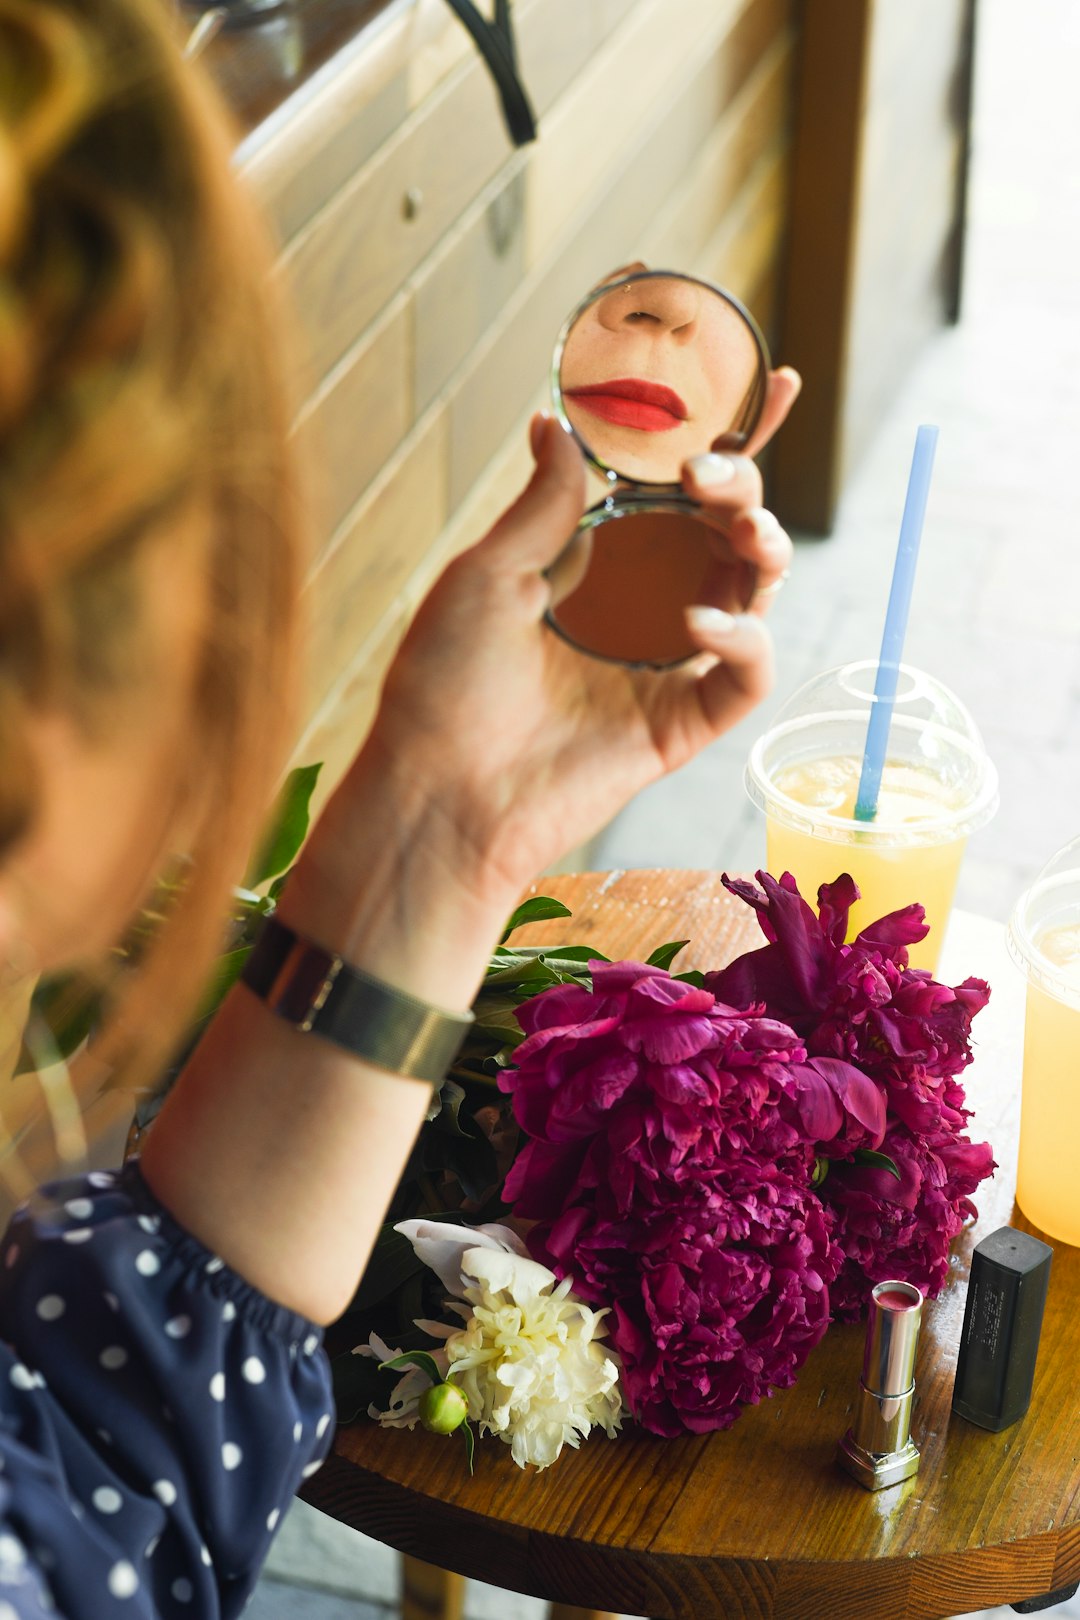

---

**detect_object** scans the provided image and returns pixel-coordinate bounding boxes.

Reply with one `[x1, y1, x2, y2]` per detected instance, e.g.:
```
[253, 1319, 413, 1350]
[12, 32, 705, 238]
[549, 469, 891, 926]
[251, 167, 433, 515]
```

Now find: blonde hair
[0, 0, 306, 1097]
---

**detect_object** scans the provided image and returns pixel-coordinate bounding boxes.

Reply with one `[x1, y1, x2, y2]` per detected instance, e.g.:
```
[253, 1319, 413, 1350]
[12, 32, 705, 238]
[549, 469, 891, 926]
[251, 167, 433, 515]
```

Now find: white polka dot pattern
[107, 1559, 138, 1598]
[0, 1163, 335, 1618]
[8, 1364, 43, 1391]
[0, 1535, 25, 1568]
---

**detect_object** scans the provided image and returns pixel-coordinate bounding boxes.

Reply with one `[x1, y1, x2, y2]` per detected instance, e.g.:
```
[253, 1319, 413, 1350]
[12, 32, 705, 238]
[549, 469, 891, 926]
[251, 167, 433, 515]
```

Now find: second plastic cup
[1009, 838, 1080, 1246]
[745, 661, 999, 973]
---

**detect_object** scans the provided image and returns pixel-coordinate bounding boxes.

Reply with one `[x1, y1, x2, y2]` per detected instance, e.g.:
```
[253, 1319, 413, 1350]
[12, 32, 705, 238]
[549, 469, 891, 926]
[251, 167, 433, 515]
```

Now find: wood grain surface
[302, 870, 1079, 1620]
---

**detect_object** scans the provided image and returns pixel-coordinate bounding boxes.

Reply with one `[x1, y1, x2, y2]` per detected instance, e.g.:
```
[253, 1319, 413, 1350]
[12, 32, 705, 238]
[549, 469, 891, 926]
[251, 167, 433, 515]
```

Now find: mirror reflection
[556, 271, 767, 485]
[545, 267, 773, 669]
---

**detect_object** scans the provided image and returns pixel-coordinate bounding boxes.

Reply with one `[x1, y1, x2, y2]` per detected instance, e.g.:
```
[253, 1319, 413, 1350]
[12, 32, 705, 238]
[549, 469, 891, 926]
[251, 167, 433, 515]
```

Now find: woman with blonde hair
[0, 0, 799, 1614]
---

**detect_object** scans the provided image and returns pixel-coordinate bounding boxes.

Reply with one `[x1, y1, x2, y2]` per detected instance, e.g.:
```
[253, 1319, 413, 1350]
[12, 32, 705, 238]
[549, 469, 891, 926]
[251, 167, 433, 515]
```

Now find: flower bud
[419, 1381, 468, 1435]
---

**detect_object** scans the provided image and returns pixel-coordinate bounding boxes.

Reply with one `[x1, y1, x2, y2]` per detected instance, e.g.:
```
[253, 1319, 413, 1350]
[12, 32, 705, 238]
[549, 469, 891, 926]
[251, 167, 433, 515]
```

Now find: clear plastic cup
[745, 662, 999, 972]
[1008, 837, 1080, 1245]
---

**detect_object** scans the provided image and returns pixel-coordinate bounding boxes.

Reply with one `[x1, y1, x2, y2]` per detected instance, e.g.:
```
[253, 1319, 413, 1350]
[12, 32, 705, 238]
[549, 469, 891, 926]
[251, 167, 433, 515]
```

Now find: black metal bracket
[1012, 1582, 1080, 1613]
[442, 0, 537, 146]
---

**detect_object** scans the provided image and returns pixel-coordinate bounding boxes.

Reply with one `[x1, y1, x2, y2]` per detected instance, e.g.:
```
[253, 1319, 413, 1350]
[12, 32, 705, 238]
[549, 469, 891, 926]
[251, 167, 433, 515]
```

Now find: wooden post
[548, 1608, 621, 1620]
[771, 0, 977, 534]
[400, 1555, 465, 1620]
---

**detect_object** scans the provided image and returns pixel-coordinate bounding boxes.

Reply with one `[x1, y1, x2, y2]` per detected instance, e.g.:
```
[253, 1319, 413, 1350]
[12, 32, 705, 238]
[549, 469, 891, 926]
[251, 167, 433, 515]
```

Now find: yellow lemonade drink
[1014, 920, 1080, 1246]
[746, 664, 998, 980]
[766, 757, 968, 972]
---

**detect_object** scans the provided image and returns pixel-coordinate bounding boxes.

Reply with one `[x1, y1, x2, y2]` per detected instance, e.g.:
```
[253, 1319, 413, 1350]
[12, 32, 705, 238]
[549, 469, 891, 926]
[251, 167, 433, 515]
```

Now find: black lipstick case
[952, 1226, 1053, 1432]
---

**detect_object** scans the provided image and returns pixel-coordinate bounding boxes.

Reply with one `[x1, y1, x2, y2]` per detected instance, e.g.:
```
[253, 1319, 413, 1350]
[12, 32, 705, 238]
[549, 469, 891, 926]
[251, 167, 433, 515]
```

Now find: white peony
[371, 1220, 623, 1469]
[428, 1237, 622, 1471]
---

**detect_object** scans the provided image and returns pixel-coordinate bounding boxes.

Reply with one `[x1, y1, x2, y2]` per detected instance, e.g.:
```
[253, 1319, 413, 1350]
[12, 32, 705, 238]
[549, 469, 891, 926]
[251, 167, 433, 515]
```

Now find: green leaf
[482, 957, 560, 989]
[380, 1349, 442, 1386]
[811, 1155, 830, 1189]
[469, 1004, 531, 1043]
[17, 974, 101, 1072]
[329, 1350, 393, 1424]
[196, 946, 252, 1023]
[432, 1080, 474, 1139]
[534, 945, 609, 966]
[395, 1267, 427, 1335]
[645, 940, 691, 971]
[348, 1226, 426, 1312]
[461, 1417, 476, 1475]
[498, 896, 572, 945]
[243, 763, 322, 890]
[853, 1148, 902, 1181]
[673, 969, 705, 988]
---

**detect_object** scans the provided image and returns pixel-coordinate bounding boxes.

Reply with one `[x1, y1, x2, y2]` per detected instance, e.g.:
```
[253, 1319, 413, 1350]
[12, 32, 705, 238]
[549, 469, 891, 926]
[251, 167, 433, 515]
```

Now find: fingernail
[687, 453, 738, 486]
[686, 605, 736, 638]
[746, 506, 789, 555]
[747, 505, 782, 535]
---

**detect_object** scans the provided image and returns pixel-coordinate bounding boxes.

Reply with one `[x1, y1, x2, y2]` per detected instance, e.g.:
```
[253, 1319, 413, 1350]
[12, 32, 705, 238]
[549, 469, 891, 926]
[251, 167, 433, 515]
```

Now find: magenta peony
[499, 961, 862, 1434]
[706, 872, 995, 1317]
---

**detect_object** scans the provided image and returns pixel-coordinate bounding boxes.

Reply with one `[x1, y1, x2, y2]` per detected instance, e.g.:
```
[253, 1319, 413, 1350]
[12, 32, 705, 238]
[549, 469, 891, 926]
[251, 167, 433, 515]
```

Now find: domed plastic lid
[745, 660, 999, 847]
[1008, 835, 1080, 1008]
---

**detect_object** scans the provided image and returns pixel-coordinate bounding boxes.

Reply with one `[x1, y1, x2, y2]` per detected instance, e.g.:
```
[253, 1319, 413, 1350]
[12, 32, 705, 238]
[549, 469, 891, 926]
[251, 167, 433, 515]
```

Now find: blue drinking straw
[854, 424, 940, 822]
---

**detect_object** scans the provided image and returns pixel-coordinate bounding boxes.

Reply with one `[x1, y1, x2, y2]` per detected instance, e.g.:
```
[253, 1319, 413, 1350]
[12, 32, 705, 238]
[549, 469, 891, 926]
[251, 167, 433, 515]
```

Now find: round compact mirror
[546, 268, 771, 669]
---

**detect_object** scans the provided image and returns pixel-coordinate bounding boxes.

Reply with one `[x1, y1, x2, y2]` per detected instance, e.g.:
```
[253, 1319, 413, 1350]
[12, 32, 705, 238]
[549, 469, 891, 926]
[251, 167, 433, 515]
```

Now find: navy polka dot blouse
[0, 1159, 334, 1617]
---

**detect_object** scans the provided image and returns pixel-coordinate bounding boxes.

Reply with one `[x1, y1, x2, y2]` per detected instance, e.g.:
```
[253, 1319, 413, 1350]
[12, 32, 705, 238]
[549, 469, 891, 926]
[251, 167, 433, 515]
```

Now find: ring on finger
[751, 567, 791, 602]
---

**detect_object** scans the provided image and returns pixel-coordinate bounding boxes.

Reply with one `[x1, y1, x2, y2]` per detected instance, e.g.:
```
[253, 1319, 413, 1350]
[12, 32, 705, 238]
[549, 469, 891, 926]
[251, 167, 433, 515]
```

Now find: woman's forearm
[140, 747, 520, 1324]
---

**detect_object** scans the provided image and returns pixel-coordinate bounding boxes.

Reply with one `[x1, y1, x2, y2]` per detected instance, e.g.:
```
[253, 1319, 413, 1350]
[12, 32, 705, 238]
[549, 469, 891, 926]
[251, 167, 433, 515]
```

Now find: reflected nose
[596, 275, 701, 340]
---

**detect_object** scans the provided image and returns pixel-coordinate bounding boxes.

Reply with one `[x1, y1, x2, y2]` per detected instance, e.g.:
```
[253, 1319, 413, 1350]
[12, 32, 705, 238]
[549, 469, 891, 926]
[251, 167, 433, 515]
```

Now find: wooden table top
[302, 870, 1080, 1620]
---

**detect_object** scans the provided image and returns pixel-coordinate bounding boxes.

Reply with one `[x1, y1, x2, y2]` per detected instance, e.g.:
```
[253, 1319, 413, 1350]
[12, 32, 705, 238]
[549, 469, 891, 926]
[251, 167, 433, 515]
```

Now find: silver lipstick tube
[838, 1279, 923, 1490]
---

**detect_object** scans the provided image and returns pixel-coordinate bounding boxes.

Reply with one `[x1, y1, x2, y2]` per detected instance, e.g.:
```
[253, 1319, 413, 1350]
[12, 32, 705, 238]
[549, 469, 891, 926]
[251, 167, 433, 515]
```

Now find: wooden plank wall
[237, 0, 799, 810]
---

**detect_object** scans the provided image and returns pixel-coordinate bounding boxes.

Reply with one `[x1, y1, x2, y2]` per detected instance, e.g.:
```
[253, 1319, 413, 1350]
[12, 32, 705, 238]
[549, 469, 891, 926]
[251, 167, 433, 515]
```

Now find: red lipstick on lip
[564, 377, 687, 432]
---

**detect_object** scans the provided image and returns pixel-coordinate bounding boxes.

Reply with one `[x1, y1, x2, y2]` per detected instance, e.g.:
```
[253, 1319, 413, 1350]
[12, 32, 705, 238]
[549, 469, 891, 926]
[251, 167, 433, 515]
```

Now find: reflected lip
[564, 377, 687, 432]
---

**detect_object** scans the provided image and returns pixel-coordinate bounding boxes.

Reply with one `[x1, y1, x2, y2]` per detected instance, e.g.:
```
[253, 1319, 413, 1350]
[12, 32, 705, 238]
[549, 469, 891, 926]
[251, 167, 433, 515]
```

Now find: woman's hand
[290, 381, 798, 998]
[149, 379, 797, 1318]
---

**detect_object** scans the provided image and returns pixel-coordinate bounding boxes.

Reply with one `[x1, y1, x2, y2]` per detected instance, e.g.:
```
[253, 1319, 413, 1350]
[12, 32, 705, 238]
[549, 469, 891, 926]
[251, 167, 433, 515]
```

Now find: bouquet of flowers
[340, 870, 995, 1472]
[18, 757, 997, 1471]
